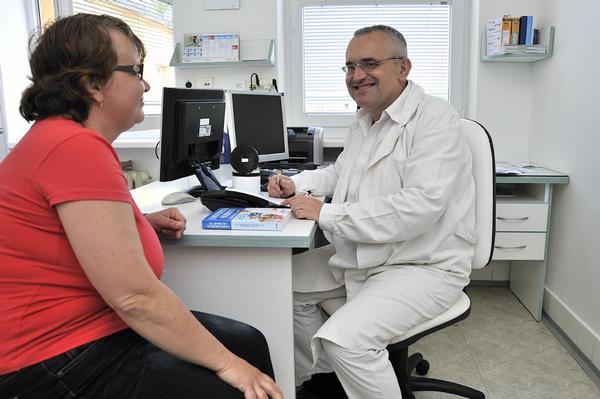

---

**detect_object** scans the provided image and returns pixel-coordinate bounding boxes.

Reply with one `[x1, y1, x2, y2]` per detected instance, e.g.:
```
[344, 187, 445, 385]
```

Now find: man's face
[345, 31, 411, 119]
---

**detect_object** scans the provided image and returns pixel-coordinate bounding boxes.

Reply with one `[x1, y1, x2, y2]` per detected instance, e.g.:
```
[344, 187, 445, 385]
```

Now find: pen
[276, 172, 281, 185]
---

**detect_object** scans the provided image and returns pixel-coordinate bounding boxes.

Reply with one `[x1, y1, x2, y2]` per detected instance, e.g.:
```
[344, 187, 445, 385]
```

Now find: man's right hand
[267, 174, 295, 198]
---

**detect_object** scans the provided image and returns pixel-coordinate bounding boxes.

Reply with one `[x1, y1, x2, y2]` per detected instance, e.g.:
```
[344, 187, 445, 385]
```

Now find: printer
[286, 126, 324, 165]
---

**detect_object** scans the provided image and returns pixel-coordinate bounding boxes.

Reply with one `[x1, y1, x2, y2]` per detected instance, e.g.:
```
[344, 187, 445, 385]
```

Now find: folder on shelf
[511, 17, 520, 45]
[501, 16, 512, 45]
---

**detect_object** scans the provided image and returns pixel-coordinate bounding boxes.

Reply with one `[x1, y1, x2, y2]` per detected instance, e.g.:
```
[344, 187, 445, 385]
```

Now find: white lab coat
[292, 81, 476, 288]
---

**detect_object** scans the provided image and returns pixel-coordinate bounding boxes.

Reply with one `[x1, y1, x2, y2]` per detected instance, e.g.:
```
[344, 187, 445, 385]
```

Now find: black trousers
[0, 311, 275, 399]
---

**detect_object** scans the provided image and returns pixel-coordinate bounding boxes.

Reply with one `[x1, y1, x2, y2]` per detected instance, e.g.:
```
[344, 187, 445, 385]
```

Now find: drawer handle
[495, 245, 527, 250]
[497, 216, 530, 221]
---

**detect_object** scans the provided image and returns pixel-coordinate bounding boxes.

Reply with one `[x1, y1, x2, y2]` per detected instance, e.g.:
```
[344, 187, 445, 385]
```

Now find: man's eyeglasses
[342, 57, 404, 74]
[113, 64, 144, 80]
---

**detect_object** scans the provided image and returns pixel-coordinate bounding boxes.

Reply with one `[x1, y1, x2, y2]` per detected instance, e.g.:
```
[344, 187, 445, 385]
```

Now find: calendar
[181, 33, 240, 63]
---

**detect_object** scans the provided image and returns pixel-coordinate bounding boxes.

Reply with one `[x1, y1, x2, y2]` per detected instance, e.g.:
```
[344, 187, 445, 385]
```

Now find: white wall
[528, 0, 600, 336]
[473, 0, 539, 161]
[0, 1, 33, 147]
[172, 0, 277, 91]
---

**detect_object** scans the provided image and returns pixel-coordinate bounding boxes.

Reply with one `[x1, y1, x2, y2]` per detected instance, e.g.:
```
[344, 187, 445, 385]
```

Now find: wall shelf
[481, 26, 554, 63]
[170, 39, 275, 68]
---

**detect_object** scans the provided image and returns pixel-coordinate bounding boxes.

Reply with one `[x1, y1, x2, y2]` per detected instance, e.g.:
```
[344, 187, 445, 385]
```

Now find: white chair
[321, 118, 496, 399]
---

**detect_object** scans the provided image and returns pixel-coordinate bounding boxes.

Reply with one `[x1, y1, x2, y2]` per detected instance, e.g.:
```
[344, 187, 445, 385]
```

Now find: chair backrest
[460, 119, 496, 269]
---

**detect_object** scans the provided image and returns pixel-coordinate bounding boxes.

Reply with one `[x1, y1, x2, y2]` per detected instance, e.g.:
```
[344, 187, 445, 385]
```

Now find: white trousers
[293, 251, 468, 399]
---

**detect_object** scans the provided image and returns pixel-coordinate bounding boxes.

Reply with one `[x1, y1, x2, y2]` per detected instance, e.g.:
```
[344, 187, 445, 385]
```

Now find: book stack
[202, 207, 292, 231]
[486, 15, 544, 56]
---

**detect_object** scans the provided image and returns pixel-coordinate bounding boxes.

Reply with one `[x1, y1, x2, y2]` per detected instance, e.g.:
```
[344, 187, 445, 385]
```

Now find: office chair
[320, 119, 496, 399]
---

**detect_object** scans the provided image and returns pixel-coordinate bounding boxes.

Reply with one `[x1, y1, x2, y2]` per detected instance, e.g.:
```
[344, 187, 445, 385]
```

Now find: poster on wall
[181, 33, 240, 63]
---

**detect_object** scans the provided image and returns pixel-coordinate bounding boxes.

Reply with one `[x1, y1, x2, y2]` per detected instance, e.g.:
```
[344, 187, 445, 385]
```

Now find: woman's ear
[81, 76, 104, 106]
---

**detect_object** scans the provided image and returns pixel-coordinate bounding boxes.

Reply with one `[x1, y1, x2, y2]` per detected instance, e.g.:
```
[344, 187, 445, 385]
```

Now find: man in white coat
[268, 25, 476, 399]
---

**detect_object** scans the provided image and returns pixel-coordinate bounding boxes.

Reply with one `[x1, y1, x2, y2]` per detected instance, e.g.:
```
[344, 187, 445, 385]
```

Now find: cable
[250, 72, 260, 90]
[272, 78, 278, 92]
[154, 140, 160, 159]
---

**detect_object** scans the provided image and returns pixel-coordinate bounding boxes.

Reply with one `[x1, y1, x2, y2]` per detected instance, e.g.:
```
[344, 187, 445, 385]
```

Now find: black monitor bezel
[226, 90, 289, 163]
[159, 87, 226, 182]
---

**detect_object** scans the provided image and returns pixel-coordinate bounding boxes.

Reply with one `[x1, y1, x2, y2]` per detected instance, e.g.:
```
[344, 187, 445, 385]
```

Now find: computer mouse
[161, 192, 196, 205]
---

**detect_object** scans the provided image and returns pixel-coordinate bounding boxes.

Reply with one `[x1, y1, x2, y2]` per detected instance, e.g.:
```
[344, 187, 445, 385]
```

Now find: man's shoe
[297, 372, 347, 399]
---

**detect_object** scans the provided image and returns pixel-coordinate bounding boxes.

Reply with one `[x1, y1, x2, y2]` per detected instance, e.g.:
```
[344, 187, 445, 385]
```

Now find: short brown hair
[19, 13, 146, 123]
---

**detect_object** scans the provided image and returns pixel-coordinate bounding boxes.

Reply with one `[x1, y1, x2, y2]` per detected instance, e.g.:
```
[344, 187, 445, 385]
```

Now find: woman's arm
[56, 200, 282, 399]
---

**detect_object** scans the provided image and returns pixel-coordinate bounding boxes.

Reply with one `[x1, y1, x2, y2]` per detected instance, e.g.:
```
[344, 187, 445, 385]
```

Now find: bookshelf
[481, 26, 554, 63]
[170, 39, 275, 68]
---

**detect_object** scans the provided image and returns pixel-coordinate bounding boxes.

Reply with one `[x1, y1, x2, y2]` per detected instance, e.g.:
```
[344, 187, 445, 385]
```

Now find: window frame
[284, 0, 468, 129]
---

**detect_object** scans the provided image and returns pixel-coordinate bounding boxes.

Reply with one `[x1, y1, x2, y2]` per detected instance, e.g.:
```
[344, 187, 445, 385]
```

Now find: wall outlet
[200, 77, 213, 88]
[233, 80, 247, 90]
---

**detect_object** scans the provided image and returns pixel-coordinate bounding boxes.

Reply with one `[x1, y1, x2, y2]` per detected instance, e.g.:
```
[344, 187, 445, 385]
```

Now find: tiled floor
[410, 287, 600, 399]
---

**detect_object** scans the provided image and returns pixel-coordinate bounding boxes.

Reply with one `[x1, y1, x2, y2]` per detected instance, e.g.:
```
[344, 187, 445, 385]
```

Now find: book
[501, 16, 512, 45]
[510, 17, 520, 45]
[524, 16, 534, 45]
[202, 207, 292, 231]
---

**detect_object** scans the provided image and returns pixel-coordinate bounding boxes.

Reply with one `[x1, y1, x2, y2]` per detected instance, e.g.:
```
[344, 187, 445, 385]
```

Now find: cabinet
[493, 167, 569, 320]
[481, 26, 555, 62]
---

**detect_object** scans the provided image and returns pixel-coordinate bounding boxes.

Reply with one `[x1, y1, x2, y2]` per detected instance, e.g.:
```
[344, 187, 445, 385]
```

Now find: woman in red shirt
[0, 13, 282, 399]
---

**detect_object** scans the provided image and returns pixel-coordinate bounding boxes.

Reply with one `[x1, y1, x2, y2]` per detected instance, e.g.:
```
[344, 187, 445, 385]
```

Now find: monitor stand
[188, 162, 225, 197]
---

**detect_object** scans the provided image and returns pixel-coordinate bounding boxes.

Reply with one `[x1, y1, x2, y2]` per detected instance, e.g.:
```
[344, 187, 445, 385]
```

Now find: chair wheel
[415, 359, 430, 375]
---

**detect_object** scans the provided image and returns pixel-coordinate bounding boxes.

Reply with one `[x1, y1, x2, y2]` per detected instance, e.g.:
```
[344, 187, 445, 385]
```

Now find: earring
[99, 101, 103, 109]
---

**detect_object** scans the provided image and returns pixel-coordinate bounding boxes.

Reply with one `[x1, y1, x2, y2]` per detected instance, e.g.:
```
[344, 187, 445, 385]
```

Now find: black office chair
[321, 119, 496, 398]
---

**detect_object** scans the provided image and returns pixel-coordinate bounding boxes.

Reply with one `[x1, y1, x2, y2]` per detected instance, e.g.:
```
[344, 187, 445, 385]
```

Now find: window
[286, 0, 466, 129]
[70, 0, 174, 117]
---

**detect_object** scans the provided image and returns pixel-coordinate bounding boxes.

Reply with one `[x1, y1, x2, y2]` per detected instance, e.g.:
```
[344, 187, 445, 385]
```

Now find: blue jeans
[0, 311, 274, 398]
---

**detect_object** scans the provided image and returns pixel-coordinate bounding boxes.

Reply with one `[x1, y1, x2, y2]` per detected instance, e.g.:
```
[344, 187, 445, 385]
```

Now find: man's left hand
[282, 195, 324, 221]
[145, 208, 187, 239]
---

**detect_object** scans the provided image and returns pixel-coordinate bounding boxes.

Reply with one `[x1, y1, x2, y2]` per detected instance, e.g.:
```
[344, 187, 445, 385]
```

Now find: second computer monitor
[226, 91, 289, 163]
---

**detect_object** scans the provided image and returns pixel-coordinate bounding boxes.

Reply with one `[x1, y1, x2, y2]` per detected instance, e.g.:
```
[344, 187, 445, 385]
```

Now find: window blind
[302, 4, 450, 114]
[72, 0, 174, 113]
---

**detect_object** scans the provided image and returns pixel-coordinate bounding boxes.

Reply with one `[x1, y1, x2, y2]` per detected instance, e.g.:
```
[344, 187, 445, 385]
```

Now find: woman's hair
[19, 13, 146, 123]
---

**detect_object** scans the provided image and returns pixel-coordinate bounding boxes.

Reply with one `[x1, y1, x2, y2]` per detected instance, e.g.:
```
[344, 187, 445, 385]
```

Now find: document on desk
[496, 162, 531, 175]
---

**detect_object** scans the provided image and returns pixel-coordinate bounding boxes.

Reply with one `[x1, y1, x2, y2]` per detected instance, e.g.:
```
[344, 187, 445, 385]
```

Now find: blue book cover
[525, 16, 533, 45]
[202, 207, 292, 231]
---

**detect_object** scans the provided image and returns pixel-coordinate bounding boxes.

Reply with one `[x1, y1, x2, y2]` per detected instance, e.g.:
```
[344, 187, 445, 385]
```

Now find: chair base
[391, 349, 485, 399]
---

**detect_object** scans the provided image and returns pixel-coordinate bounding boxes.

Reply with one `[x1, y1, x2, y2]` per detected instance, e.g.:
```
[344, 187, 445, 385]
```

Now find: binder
[501, 16, 512, 45]
[511, 17, 520, 45]
[524, 16, 534, 45]
[518, 16, 528, 44]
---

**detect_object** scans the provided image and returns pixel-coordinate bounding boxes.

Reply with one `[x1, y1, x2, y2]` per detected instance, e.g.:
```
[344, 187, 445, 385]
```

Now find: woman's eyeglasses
[113, 64, 144, 80]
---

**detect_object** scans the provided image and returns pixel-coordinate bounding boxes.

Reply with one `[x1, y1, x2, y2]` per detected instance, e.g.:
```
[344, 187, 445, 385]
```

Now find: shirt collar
[356, 80, 414, 130]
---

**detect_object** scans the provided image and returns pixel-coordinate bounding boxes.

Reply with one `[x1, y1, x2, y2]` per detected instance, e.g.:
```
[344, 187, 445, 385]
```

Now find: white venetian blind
[303, 3, 450, 114]
[72, 0, 174, 114]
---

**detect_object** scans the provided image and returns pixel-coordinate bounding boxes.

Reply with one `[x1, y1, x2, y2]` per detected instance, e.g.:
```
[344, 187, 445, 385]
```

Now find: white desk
[131, 173, 316, 399]
[494, 166, 569, 321]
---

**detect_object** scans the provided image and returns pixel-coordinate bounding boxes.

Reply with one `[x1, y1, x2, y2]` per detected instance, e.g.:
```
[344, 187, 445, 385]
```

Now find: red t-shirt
[0, 117, 164, 373]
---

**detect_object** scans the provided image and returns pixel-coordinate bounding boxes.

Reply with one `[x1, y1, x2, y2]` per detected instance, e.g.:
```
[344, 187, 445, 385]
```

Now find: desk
[131, 173, 316, 399]
[494, 167, 569, 320]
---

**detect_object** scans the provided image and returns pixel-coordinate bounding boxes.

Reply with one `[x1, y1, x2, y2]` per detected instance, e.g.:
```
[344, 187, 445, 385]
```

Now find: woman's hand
[217, 355, 283, 399]
[267, 174, 295, 198]
[145, 208, 186, 239]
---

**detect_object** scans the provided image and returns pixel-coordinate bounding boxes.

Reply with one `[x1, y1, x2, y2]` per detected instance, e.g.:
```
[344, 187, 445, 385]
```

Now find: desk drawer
[496, 203, 548, 232]
[493, 232, 546, 260]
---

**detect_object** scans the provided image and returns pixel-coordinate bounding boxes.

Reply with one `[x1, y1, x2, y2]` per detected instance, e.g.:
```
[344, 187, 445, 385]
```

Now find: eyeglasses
[342, 57, 404, 74]
[113, 64, 144, 80]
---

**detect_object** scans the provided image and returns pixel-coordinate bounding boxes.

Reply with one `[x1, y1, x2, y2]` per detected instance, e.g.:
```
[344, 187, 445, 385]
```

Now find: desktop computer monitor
[226, 91, 289, 163]
[159, 87, 226, 190]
